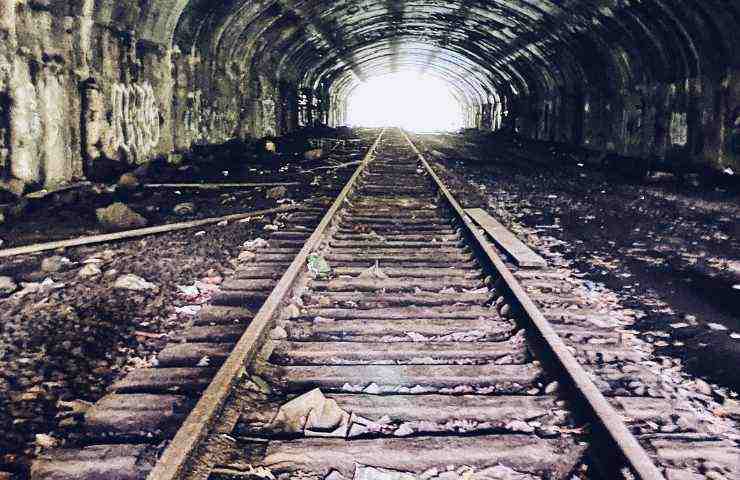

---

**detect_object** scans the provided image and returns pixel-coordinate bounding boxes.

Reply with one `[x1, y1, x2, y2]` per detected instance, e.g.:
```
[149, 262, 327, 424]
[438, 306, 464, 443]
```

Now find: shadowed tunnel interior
[2, 2, 740, 479]
[0, 0, 738, 190]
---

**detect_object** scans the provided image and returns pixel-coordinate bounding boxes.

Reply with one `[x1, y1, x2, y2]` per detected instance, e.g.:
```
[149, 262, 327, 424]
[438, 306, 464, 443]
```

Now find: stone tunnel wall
[0, 1, 178, 188]
[0, 0, 311, 190]
[493, 71, 740, 174]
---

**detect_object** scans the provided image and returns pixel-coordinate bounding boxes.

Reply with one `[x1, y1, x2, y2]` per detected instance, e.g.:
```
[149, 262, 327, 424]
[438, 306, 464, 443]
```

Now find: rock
[96, 203, 148, 231]
[0, 276, 17, 296]
[34, 434, 58, 449]
[270, 388, 350, 436]
[78, 263, 102, 278]
[354, 465, 415, 480]
[167, 153, 184, 166]
[243, 238, 269, 250]
[0, 178, 27, 197]
[269, 326, 288, 340]
[117, 172, 140, 190]
[41, 256, 71, 273]
[303, 148, 325, 161]
[173, 202, 196, 215]
[393, 424, 414, 436]
[266, 186, 287, 200]
[695, 379, 713, 396]
[264, 141, 277, 153]
[113, 274, 158, 292]
[472, 466, 538, 480]
[544, 381, 560, 394]
[723, 398, 740, 420]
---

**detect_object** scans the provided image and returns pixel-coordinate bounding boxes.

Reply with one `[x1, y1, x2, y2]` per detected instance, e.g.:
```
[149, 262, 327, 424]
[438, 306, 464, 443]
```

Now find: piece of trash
[264, 224, 279, 232]
[359, 260, 388, 280]
[723, 167, 734, 175]
[308, 254, 331, 278]
[217, 220, 228, 227]
[194, 230, 206, 237]
[707, 323, 728, 331]
[175, 305, 201, 316]
[243, 238, 269, 250]
[270, 388, 350, 438]
[113, 274, 158, 292]
[196, 356, 210, 367]
[177, 284, 200, 297]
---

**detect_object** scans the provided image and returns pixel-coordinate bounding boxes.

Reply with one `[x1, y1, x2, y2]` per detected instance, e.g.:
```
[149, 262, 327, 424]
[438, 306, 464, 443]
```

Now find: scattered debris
[266, 186, 288, 200]
[0, 276, 17, 296]
[33, 434, 58, 450]
[113, 274, 159, 292]
[303, 148, 325, 161]
[270, 388, 350, 437]
[269, 326, 288, 340]
[243, 238, 270, 250]
[359, 260, 389, 280]
[307, 254, 331, 278]
[41, 256, 72, 273]
[173, 202, 196, 215]
[77, 263, 102, 279]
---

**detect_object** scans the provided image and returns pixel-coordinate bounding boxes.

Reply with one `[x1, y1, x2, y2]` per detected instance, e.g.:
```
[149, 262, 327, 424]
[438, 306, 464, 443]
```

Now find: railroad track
[33, 129, 739, 480]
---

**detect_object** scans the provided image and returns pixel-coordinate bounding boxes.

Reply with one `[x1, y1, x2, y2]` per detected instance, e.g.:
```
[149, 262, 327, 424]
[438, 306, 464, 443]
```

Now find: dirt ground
[0, 129, 373, 478]
[415, 132, 740, 393]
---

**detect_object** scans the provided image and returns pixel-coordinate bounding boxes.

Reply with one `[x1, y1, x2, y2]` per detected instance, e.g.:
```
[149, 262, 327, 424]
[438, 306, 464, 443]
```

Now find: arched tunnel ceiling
[105, 1, 736, 97]
[94, 0, 740, 114]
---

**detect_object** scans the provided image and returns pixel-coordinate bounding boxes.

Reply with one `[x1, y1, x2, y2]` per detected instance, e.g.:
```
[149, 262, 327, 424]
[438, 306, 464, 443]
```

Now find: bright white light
[346, 72, 463, 132]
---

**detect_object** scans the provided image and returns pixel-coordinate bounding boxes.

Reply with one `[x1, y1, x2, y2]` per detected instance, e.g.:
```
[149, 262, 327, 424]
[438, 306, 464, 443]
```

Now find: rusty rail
[146, 128, 386, 480]
[401, 129, 665, 480]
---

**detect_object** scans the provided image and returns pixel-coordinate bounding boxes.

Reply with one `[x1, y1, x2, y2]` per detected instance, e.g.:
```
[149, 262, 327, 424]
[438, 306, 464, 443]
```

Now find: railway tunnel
[0, 1, 738, 185]
[1, 1, 740, 480]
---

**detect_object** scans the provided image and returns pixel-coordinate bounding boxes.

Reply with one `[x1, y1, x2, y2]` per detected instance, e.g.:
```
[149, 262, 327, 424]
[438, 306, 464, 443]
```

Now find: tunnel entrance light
[346, 72, 463, 132]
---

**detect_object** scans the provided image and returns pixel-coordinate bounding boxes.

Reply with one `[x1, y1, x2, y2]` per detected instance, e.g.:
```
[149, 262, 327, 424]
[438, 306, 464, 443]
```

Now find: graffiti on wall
[110, 82, 160, 163]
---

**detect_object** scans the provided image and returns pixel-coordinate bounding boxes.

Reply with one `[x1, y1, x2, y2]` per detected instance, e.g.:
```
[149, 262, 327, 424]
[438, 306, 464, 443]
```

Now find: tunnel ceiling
[101, 0, 740, 109]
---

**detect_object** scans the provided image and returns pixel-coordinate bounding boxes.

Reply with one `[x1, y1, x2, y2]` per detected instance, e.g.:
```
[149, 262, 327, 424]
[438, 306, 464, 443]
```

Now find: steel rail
[401, 129, 666, 480]
[147, 128, 386, 480]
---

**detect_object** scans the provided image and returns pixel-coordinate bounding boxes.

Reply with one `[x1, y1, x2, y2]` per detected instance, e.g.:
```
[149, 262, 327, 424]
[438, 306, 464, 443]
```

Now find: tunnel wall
[478, 3, 740, 175]
[0, 0, 177, 189]
[0, 0, 322, 191]
[496, 71, 740, 174]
